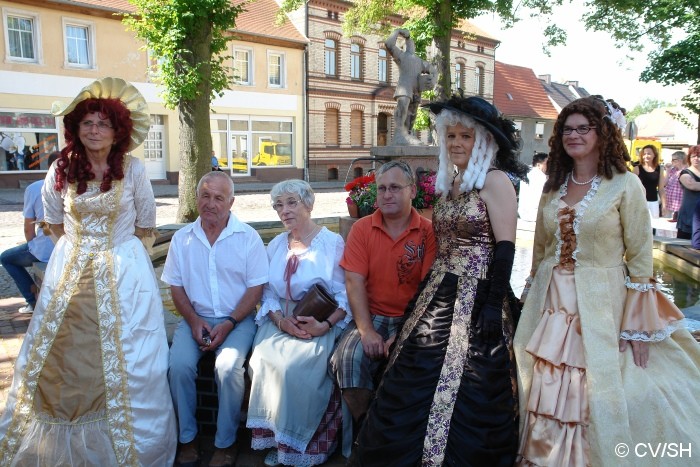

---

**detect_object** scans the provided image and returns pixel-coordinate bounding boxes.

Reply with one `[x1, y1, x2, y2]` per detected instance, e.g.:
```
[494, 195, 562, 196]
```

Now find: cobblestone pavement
[0, 188, 532, 466]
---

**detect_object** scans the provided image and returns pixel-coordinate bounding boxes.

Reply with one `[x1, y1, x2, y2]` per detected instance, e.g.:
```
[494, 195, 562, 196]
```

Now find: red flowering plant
[345, 173, 377, 215]
[413, 170, 437, 210]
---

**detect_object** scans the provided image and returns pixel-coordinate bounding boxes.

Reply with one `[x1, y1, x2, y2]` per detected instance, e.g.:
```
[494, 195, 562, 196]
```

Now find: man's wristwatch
[224, 316, 238, 329]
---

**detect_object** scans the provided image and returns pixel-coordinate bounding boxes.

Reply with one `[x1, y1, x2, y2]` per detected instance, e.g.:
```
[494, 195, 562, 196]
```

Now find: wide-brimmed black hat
[423, 95, 514, 151]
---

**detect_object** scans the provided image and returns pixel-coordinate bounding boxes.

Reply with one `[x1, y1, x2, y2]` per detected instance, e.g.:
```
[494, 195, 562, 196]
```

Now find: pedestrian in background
[633, 144, 664, 219]
[212, 150, 222, 171]
[661, 150, 687, 221]
[0, 174, 56, 314]
[692, 197, 700, 249]
[677, 145, 700, 239]
[518, 151, 548, 222]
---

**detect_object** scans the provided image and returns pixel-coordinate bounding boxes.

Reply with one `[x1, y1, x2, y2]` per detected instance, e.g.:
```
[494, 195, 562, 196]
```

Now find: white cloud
[472, 5, 689, 109]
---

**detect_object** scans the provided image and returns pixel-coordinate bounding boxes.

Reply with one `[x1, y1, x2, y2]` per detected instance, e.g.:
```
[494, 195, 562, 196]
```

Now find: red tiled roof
[51, 0, 306, 43]
[233, 0, 306, 43]
[59, 1, 133, 13]
[494, 61, 558, 119]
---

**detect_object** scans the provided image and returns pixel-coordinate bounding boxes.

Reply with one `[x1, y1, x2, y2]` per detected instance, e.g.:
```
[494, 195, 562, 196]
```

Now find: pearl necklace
[570, 172, 596, 186]
[290, 225, 319, 244]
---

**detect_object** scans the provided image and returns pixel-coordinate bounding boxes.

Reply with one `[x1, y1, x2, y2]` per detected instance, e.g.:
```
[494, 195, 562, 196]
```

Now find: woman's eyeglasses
[272, 198, 300, 212]
[80, 120, 114, 133]
[561, 125, 596, 135]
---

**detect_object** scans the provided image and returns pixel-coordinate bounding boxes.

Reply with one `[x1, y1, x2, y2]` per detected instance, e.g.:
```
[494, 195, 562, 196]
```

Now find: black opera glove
[477, 303, 503, 345]
[479, 240, 516, 344]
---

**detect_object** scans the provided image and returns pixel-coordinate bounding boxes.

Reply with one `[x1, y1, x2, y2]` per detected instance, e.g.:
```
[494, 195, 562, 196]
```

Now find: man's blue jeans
[168, 314, 256, 449]
[0, 243, 38, 306]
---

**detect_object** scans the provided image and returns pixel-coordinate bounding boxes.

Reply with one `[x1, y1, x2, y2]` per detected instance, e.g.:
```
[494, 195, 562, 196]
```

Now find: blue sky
[472, 4, 689, 110]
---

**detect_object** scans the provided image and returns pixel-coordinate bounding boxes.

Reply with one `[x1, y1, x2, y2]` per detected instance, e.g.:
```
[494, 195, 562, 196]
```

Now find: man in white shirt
[518, 152, 548, 223]
[162, 171, 268, 466]
[1, 178, 54, 313]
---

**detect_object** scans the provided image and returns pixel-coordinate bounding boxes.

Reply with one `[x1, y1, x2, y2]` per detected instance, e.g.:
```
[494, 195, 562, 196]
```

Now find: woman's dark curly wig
[54, 98, 133, 194]
[543, 96, 630, 193]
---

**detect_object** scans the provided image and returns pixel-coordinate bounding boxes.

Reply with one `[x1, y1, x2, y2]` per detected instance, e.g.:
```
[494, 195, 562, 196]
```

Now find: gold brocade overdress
[0, 157, 176, 466]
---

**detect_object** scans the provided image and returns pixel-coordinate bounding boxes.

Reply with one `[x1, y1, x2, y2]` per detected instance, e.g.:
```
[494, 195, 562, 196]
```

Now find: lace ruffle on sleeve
[620, 277, 685, 342]
[255, 283, 282, 325]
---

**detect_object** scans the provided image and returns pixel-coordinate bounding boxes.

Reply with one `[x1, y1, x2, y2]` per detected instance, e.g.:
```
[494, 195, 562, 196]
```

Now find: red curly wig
[544, 97, 630, 193]
[53, 98, 134, 194]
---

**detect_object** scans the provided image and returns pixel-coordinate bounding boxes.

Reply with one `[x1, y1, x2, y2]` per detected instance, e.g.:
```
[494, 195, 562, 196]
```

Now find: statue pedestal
[371, 145, 439, 173]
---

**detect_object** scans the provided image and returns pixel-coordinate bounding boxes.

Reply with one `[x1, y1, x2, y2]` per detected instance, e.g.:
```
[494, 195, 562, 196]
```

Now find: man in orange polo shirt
[331, 160, 436, 446]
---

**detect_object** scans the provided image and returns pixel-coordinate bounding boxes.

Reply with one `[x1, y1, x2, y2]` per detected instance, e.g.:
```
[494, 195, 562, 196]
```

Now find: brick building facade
[297, 1, 500, 182]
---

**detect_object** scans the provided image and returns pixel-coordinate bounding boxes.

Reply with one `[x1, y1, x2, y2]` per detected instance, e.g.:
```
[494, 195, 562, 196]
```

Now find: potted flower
[413, 170, 437, 219]
[345, 173, 377, 218]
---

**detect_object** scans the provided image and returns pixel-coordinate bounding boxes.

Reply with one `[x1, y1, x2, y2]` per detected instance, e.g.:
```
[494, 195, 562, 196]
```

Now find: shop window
[0, 111, 59, 172]
[251, 119, 293, 167]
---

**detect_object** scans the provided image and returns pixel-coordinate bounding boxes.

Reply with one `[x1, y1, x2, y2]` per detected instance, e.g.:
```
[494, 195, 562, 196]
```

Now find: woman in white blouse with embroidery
[246, 179, 350, 467]
[515, 96, 700, 467]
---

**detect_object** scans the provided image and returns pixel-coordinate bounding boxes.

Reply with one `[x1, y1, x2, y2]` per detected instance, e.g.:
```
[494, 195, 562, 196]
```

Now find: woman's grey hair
[375, 160, 415, 185]
[433, 109, 497, 195]
[270, 179, 315, 209]
[197, 171, 235, 200]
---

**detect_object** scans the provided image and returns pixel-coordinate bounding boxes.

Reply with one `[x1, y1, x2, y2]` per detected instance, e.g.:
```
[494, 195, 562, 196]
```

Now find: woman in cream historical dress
[515, 96, 700, 466]
[247, 179, 350, 466]
[0, 78, 176, 465]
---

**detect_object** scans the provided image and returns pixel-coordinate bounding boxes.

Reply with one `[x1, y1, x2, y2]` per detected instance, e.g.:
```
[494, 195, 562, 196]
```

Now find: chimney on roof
[538, 74, 551, 84]
[565, 80, 579, 87]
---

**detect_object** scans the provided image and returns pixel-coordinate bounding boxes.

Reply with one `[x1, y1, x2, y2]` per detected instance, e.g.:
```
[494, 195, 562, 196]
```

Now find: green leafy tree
[640, 34, 700, 143]
[582, 1, 700, 143]
[626, 98, 674, 122]
[124, 0, 245, 222]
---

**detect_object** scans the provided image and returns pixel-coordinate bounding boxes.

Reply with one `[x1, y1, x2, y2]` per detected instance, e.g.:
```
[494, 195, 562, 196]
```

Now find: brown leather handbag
[293, 283, 338, 322]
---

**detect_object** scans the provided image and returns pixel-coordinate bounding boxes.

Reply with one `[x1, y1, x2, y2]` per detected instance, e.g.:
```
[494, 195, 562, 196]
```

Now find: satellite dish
[626, 121, 637, 140]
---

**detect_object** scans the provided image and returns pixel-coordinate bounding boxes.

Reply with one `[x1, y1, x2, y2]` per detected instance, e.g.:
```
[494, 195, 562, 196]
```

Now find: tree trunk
[176, 96, 212, 222]
[176, 20, 214, 223]
[432, 0, 453, 101]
